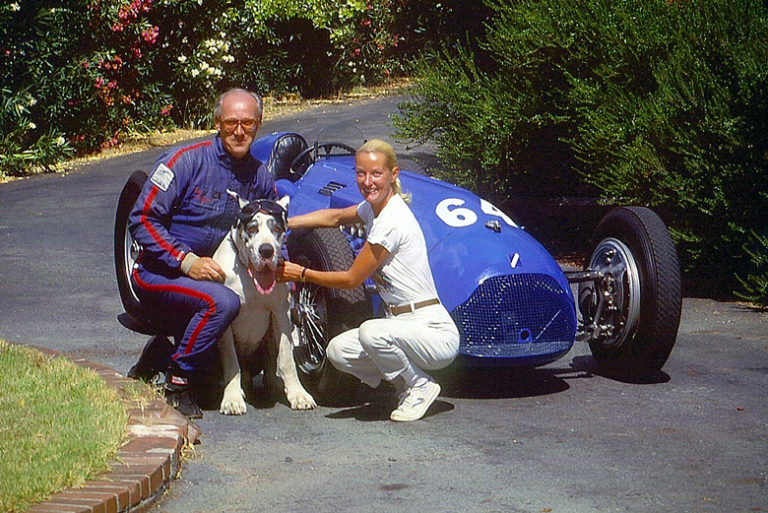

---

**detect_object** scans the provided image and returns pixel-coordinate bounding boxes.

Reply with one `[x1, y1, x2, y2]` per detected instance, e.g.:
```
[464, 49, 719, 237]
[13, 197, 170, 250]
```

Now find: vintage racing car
[114, 131, 682, 393]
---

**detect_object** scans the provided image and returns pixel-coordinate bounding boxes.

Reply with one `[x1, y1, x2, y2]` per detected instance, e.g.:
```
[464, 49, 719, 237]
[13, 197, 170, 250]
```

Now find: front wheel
[579, 207, 682, 379]
[287, 227, 371, 402]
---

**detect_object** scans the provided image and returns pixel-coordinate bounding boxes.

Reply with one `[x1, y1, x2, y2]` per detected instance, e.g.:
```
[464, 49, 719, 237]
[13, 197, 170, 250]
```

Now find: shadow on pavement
[569, 355, 671, 385]
[325, 398, 455, 422]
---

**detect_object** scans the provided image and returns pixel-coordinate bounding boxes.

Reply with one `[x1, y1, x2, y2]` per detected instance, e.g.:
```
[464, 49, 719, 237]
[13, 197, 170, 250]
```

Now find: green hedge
[393, 0, 768, 297]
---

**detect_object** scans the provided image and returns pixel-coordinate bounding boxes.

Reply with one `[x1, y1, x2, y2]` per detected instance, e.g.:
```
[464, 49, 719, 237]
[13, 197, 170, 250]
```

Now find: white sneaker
[390, 379, 441, 422]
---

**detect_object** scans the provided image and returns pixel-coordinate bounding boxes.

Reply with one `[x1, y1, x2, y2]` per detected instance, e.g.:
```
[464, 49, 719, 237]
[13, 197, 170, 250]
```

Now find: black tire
[114, 170, 148, 321]
[287, 227, 371, 402]
[581, 207, 682, 378]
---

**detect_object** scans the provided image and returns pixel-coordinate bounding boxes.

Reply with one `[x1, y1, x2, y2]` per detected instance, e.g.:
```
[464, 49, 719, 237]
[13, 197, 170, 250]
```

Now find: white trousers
[326, 304, 460, 388]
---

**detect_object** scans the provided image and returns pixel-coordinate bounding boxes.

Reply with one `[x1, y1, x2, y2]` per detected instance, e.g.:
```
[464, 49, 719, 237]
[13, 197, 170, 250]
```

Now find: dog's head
[228, 192, 289, 295]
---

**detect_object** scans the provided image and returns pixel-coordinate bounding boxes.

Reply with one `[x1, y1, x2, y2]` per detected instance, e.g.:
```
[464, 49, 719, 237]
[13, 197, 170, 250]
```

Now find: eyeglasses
[220, 118, 259, 133]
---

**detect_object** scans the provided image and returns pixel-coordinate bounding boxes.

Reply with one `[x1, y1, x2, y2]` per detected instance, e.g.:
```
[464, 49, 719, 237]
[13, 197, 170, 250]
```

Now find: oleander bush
[1, 87, 74, 175]
[393, 0, 768, 295]
[0, 0, 487, 177]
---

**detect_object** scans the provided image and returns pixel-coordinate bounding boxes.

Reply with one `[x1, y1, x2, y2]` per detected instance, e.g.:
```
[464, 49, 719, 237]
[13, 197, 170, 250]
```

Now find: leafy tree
[393, 0, 768, 295]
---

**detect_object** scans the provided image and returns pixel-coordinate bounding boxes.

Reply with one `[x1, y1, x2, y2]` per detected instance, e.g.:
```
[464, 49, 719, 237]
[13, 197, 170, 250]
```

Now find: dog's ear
[226, 189, 249, 210]
[231, 223, 250, 268]
[275, 196, 289, 231]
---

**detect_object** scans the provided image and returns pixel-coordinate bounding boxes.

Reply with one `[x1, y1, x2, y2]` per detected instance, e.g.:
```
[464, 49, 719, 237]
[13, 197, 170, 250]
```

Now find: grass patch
[0, 340, 128, 513]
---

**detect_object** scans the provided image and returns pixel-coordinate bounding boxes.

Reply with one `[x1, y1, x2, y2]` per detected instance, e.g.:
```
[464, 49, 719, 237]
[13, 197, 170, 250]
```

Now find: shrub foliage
[393, 0, 768, 296]
[735, 231, 768, 309]
[0, 0, 486, 176]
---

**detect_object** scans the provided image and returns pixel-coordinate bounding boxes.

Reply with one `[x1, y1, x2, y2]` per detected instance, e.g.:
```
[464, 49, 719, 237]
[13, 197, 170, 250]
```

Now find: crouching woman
[277, 139, 459, 421]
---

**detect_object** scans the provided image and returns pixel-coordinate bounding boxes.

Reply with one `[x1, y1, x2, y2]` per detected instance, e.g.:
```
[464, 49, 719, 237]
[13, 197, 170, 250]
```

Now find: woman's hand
[277, 260, 305, 283]
[276, 241, 387, 288]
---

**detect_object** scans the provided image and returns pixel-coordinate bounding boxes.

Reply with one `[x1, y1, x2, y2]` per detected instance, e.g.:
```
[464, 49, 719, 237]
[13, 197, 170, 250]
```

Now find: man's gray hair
[213, 88, 263, 120]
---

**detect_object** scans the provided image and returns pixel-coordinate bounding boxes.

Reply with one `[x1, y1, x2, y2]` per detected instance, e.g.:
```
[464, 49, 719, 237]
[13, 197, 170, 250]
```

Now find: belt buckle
[388, 302, 413, 316]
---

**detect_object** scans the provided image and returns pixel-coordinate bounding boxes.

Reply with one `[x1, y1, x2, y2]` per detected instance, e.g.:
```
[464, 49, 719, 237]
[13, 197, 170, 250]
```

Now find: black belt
[388, 298, 440, 316]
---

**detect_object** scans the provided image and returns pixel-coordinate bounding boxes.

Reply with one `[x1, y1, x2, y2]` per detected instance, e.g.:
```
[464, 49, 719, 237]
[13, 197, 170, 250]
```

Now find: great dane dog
[213, 193, 316, 414]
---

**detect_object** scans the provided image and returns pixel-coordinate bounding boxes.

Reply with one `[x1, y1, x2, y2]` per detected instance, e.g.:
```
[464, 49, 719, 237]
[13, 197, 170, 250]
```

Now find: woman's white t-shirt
[357, 194, 438, 308]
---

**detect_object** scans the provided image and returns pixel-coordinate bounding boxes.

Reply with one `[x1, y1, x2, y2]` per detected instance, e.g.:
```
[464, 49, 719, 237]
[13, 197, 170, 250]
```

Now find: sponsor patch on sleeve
[150, 163, 174, 191]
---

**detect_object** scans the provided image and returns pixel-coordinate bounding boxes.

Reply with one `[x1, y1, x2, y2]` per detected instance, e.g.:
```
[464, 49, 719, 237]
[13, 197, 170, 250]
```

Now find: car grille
[450, 273, 576, 360]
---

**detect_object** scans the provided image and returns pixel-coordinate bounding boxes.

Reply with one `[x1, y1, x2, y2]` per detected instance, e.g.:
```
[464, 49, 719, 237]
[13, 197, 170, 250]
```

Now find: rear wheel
[114, 170, 148, 322]
[287, 227, 371, 402]
[579, 207, 681, 379]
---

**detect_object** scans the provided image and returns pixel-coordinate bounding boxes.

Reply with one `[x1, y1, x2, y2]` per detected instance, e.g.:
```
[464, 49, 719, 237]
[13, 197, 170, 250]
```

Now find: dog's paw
[219, 388, 247, 415]
[286, 388, 317, 410]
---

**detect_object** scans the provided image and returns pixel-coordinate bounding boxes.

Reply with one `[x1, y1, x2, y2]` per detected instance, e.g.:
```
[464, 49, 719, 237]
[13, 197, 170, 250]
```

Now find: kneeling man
[127, 88, 276, 419]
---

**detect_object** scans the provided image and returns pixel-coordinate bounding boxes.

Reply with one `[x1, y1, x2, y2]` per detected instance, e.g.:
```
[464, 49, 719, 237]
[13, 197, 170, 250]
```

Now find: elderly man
[127, 88, 277, 418]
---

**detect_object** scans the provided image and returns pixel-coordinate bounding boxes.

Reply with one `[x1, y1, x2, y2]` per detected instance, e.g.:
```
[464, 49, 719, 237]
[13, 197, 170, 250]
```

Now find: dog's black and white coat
[213, 193, 316, 414]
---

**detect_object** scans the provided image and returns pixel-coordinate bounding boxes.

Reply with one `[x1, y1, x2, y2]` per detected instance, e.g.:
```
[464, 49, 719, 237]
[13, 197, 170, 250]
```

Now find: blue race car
[115, 131, 682, 391]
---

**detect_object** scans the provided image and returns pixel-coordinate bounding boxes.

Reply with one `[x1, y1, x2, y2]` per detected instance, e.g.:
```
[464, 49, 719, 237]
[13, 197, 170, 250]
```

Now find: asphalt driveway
[1, 96, 766, 513]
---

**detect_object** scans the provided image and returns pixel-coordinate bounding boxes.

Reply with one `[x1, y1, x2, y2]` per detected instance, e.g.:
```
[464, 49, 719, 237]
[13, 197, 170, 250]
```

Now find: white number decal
[481, 199, 518, 227]
[435, 198, 518, 228]
[435, 198, 478, 227]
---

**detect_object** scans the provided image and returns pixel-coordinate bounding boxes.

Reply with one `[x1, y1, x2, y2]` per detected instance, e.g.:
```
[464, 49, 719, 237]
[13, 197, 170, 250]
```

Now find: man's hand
[187, 256, 226, 282]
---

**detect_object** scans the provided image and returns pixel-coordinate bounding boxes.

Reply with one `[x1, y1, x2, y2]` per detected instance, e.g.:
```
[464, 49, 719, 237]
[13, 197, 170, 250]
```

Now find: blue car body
[252, 133, 578, 368]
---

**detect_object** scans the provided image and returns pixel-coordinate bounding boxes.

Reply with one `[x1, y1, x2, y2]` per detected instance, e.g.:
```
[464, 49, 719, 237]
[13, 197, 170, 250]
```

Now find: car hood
[283, 159, 572, 312]
[399, 172, 571, 310]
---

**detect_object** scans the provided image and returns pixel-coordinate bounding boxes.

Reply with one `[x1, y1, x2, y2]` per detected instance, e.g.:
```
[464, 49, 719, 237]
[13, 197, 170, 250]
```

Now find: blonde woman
[278, 139, 459, 421]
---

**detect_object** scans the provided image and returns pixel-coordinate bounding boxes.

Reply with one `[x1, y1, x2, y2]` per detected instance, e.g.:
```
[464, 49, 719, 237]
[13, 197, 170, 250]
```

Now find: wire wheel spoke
[293, 283, 328, 373]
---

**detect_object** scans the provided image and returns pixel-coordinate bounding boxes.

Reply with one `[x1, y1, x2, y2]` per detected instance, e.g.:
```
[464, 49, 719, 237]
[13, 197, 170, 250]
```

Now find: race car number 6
[435, 198, 517, 228]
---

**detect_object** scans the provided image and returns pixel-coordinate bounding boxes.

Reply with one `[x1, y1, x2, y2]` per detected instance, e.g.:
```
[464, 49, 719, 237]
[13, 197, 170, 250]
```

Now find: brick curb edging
[23, 346, 201, 513]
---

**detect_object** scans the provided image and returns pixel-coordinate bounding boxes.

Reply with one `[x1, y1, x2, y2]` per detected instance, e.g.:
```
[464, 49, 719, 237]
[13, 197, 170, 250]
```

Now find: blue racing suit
[128, 135, 277, 379]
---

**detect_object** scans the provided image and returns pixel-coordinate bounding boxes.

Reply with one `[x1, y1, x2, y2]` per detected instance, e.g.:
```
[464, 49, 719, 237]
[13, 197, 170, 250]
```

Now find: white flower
[222, 55, 234, 63]
[177, 55, 187, 63]
[28, 122, 37, 130]
[199, 61, 209, 70]
[10, 3, 20, 12]
[56, 136, 65, 146]
[190, 69, 200, 77]
[27, 95, 37, 106]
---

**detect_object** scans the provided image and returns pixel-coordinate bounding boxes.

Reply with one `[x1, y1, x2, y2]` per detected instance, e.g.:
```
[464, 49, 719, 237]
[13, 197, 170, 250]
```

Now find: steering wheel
[289, 142, 357, 176]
